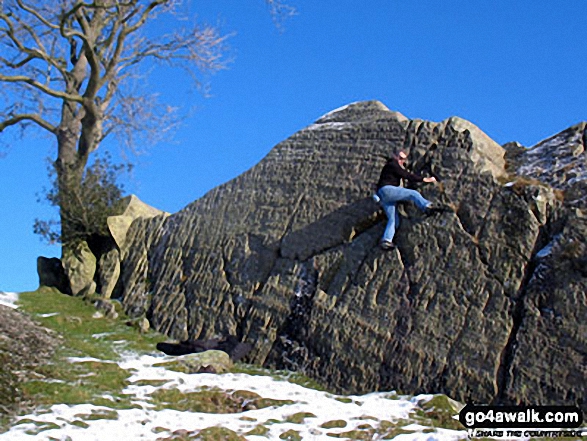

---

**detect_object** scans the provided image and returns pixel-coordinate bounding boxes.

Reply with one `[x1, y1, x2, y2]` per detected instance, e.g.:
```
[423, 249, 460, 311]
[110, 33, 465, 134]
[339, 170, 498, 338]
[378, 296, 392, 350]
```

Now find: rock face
[115, 101, 586, 407]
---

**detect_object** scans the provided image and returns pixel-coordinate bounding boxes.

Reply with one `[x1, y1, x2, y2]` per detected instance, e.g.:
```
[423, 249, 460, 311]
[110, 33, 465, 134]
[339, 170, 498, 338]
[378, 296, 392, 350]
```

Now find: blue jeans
[377, 185, 431, 242]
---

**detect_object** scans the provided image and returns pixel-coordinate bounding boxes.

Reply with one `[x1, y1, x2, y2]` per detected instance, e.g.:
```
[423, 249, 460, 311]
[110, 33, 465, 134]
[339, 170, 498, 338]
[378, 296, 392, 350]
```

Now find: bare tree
[0, 0, 293, 244]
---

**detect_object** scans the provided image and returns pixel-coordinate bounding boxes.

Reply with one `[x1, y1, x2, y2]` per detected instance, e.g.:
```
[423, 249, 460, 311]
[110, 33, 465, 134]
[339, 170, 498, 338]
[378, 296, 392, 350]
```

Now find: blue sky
[1, 0, 586, 292]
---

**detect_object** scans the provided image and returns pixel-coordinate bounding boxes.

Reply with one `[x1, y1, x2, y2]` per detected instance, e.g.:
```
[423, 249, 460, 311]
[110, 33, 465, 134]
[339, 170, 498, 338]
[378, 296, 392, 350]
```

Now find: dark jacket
[376, 157, 424, 190]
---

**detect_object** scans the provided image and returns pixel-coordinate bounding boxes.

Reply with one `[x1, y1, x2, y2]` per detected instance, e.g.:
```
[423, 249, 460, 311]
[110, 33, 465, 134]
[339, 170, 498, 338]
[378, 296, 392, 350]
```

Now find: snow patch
[0, 352, 468, 440]
[0, 291, 19, 309]
[67, 356, 112, 364]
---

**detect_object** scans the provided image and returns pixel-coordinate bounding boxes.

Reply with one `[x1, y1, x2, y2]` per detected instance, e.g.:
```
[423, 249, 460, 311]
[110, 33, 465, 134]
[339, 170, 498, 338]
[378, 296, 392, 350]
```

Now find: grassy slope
[1, 287, 469, 440]
[0, 287, 166, 425]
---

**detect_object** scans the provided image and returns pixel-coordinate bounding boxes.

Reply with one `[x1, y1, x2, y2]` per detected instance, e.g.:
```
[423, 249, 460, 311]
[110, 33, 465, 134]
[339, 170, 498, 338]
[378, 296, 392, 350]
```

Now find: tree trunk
[56, 48, 96, 245]
[55, 147, 86, 245]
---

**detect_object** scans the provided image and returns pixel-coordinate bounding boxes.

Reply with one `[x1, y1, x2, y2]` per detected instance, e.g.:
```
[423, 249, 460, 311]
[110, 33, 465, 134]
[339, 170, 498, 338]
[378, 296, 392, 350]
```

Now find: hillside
[0, 289, 468, 440]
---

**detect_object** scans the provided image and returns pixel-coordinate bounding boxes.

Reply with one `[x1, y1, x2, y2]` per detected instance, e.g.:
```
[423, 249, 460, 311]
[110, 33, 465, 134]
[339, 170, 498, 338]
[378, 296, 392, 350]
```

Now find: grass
[284, 412, 317, 424]
[156, 427, 247, 441]
[411, 394, 465, 430]
[1, 287, 469, 440]
[18, 287, 166, 359]
[150, 387, 295, 413]
[1, 287, 166, 426]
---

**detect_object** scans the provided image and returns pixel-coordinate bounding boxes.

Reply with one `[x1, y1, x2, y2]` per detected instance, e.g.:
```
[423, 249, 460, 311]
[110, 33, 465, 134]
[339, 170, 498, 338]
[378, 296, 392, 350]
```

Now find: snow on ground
[0, 291, 19, 309]
[0, 352, 468, 440]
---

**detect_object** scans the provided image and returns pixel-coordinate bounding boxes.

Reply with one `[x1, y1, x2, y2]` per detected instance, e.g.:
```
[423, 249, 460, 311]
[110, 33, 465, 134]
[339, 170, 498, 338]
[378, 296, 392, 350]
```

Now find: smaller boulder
[61, 241, 96, 297]
[126, 317, 150, 333]
[93, 299, 118, 320]
[183, 350, 232, 374]
[96, 247, 120, 299]
[156, 335, 253, 361]
[37, 257, 71, 294]
[157, 350, 233, 374]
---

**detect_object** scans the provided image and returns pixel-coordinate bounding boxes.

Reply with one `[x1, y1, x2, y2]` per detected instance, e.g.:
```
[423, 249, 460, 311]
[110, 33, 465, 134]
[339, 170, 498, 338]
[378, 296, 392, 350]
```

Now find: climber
[374, 150, 447, 250]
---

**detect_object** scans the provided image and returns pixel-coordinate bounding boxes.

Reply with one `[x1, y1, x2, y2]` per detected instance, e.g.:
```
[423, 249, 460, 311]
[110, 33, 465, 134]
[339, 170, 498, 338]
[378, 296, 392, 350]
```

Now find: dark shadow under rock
[156, 335, 252, 362]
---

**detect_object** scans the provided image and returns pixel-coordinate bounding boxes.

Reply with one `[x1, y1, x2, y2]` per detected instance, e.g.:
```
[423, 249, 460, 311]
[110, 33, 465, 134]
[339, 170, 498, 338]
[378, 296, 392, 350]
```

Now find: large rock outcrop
[116, 101, 586, 407]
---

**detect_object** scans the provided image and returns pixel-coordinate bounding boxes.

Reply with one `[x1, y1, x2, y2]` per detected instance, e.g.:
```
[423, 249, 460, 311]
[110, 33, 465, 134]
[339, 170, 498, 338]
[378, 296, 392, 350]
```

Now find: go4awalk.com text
[459, 404, 585, 438]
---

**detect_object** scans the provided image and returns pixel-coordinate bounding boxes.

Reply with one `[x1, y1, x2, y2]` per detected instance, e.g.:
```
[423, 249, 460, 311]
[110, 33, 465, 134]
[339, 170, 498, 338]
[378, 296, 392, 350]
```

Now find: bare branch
[101, 0, 167, 83]
[0, 10, 67, 74]
[124, 0, 168, 35]
[59, 2, 88, 40]
[0, 53, 35, 68]
[96, 7, 122, 54]
[0, 113, 56, 133]
[102, 82, 180, 152]
[0, 73, 82, 101]
[116, 21, 229, 82]
[15, 0, 60, 30]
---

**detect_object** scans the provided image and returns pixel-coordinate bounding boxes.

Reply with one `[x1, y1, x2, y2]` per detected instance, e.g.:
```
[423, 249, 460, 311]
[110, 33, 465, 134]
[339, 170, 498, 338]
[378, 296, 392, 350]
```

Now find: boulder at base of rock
[61, 241, 96, 297]
[157, 350, 233, 374]
[37, 256, 71, 294]
[96, 247, 120, 299]
[156, 336, 253, 362]
[93, 299, 119, 319]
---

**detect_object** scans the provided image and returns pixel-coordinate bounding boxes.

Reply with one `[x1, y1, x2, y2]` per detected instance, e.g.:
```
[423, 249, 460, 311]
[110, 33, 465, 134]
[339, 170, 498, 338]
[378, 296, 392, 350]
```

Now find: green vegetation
[156, 427, 247, 441]
[18, 287, 165, 358]
[279, 429, 302, 440]
[376, 419, 417, 439]
[150, 387, 295, 413]
[34, 154, 130, 245]
[73, 409, 119, 421]
[320, 419, 348, 429]
[284, 412, 317, 424]
[245, 424, 270, 436]
[1, 286, 468, 440]
[14, 419, 61, 436]
[411, 394, 465, 431]
[326, 428, 375, 440]
[0, 287, 166, 433]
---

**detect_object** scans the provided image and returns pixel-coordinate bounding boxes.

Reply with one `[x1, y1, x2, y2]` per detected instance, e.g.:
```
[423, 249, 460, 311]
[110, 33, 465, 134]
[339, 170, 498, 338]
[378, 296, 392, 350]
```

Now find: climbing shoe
[425, 203, 454, 216]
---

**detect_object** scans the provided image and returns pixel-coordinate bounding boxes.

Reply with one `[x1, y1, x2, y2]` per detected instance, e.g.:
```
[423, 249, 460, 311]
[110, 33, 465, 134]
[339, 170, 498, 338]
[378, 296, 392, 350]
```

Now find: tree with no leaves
[0, 0, 293, 245]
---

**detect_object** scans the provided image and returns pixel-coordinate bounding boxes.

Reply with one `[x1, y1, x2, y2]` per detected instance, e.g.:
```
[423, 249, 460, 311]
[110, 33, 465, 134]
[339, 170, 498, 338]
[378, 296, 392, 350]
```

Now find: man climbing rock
[374, 150, 448, 250]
